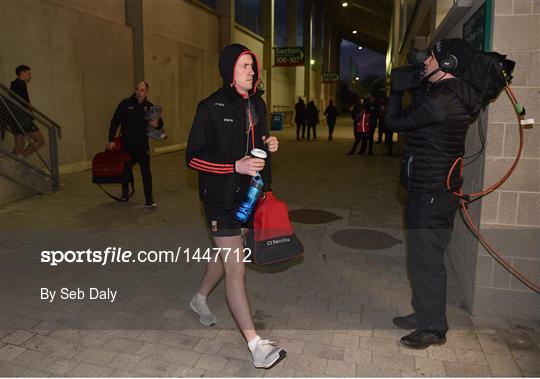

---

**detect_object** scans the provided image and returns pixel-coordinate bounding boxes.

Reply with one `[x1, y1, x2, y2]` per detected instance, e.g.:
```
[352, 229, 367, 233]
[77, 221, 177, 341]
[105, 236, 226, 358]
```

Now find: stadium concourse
[1, 116, 538, 377]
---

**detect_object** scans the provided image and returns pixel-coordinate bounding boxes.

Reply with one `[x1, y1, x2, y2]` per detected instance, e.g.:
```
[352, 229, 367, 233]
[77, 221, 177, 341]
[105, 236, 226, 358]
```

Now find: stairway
[0, 82, 61, 195]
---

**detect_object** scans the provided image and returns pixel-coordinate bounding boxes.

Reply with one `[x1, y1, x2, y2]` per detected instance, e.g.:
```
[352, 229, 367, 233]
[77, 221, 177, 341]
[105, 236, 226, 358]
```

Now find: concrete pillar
[216, 0, 234, 52]
[261, 0, 274, 117]
[286, 0, 297, 46]
[125, 0, 144, 83]
[303, 0, 312, 102]
[286, 0, 297, 97]
[321, 19, 339, 104]
[313, 5, 323, 106]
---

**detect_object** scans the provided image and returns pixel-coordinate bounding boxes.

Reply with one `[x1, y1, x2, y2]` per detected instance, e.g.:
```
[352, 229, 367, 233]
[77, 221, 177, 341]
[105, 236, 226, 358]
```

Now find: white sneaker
[251, 339, 286, 369]
[147, 126, 167, 140]
[189, 293, 217, 326]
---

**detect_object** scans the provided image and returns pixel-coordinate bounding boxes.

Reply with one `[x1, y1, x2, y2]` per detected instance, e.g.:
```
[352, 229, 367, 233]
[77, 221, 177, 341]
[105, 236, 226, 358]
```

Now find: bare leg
[21, 131, 45, 157]
[198, 251, 224, 297]
[214, 232, 257, 342]
[12, 134, 25, 155]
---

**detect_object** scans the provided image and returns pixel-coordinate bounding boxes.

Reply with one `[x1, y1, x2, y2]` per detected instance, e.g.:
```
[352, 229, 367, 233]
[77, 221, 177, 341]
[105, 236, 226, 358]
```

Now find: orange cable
[448, 85, 539, 294]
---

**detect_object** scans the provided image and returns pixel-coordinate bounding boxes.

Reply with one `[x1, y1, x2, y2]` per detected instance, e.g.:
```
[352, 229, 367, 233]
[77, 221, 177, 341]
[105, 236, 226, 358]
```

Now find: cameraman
[385, 39, 481, 349]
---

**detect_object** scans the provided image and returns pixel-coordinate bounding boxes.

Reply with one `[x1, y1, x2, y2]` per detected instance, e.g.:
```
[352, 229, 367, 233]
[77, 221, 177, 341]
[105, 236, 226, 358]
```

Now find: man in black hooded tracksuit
[386, 39, 481, 349]
[108, 81, 163, 207]
[185, 44, 285, 369]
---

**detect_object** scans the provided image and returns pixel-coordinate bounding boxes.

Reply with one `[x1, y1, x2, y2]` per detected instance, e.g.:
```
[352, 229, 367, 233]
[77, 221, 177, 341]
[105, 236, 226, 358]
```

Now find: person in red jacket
[186, 44, 284, 369]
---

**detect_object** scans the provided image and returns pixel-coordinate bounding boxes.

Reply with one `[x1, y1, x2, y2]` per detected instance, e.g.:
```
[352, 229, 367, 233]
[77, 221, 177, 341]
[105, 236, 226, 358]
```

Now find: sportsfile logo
[266, 237, 290, 246]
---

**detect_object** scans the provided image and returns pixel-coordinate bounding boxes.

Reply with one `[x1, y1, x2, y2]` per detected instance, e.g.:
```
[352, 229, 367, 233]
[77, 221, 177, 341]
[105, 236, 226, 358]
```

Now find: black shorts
[12, 118, 39, 135]
[204, 202, 253, 237]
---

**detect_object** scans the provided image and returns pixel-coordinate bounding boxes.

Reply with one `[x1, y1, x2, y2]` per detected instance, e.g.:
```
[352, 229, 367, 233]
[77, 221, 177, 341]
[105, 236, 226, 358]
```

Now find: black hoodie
[186, 44, 272, 210]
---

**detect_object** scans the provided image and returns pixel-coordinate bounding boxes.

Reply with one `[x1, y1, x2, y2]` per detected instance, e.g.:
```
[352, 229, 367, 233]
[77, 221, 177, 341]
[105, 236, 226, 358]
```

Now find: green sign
[274, 47, 305, 67]
[463, 0, 492, 51]
[322, 72, 339, 83]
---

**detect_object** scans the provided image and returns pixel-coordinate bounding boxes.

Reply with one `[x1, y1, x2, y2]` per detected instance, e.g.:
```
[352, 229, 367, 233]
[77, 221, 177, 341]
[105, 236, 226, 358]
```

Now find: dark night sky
[339, 40, 386, 83]
[271, 0, 387, 85]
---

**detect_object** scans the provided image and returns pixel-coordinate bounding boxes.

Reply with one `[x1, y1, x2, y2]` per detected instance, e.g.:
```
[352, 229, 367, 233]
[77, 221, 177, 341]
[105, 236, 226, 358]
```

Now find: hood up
[219, 43, 261, 98]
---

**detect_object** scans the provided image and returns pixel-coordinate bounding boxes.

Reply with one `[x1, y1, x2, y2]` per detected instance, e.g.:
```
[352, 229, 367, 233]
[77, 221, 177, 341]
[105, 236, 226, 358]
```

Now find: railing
[0, 82, 61, 191]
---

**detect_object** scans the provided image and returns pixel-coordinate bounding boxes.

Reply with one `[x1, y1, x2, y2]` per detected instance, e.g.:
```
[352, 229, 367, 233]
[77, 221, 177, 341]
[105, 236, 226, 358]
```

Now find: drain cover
[331, 228, 402, 250]
[289, 209, 342, 224]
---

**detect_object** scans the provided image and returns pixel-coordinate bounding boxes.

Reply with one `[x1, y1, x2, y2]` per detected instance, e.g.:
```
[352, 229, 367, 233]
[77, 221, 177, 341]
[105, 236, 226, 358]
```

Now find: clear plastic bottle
[235, 148, 267, 222]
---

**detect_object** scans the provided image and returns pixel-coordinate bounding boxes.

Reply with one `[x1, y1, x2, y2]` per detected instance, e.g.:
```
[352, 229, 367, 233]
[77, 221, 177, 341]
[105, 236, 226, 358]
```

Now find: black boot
[400, 330, 446, 349]
[393, 313, 418, 329]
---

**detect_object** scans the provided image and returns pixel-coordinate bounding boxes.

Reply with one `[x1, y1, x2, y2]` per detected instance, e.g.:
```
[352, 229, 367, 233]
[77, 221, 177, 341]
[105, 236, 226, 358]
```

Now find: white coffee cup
[250, 148, 267, 159]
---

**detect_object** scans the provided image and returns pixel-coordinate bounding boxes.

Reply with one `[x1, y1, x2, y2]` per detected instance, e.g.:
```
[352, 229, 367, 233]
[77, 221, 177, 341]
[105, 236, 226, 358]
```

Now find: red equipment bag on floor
[245, 192, 304, 266]
[355, 111, 371, 133]
[92, 137, 134, 201]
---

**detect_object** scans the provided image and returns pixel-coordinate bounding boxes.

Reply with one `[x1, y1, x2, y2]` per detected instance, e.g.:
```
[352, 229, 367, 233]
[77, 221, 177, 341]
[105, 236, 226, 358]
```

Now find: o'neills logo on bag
[266, 237, 290, 246]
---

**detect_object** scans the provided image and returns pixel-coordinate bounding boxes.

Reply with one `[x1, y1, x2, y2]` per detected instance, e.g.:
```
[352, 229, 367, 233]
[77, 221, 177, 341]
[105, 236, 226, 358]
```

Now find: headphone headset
[435, 41, 458, 73]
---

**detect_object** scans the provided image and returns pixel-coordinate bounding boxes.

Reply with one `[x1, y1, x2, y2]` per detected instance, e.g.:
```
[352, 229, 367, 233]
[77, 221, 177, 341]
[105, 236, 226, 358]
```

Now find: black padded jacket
[386, 78, 481, 193]
[186, 44, 272, 210]
[109, 94, 163, 151]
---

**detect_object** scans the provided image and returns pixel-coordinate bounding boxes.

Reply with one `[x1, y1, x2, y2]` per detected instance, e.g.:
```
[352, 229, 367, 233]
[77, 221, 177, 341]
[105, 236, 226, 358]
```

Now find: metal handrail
[0, 81, 60, 191]
[0, 82, 62, 138]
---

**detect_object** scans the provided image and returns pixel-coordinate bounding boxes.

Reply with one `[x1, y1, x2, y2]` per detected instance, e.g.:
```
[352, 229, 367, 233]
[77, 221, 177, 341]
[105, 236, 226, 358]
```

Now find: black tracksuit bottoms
[123, 149, 153, 201]
[296, 122, 306, 139]
[405, 191, 459, 332]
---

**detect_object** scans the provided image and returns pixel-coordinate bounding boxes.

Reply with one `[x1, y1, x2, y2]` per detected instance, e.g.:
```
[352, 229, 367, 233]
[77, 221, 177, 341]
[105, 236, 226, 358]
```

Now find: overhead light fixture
[352, 30, 358, 35]
[310, 59, 315, 65]
[342, 2, 348, 7]
[358, 46, 363, 50]
[355, 76, 360, 81]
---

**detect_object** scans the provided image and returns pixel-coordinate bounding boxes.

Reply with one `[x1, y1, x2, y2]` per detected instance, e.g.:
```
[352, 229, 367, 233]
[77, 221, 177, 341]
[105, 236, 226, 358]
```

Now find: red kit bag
[92, 138, 134, 201]
[245, 192, 304, 266]
[355, 111, 371, 133]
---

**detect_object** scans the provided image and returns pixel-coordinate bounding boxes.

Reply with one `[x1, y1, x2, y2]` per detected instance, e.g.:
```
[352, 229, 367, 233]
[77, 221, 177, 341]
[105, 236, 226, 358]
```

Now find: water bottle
[235, 149, 267, 222]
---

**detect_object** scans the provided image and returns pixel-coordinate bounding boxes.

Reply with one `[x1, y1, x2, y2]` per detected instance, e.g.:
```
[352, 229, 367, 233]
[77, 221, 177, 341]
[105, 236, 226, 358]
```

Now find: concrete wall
[48, 0, 126, 25]
[0, 0, 133, 204]
[441, 0, 489, 315]
[142, 0, 221, 152]
[272, 66, 294, 110]
[0, 177, 38, 205]
[0, 0, 133, 167]
[472, 0, 540, 319]
[443, 0, 539, 320]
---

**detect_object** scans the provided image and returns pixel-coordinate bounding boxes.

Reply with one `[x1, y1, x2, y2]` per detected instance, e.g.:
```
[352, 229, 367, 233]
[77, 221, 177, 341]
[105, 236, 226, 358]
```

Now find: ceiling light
[310, 59, 315, 65]
[352, 30, 358, 34]
[358, 46, 363, 50]
[342, 2, 348, 7]
[355, 76, 360, 81]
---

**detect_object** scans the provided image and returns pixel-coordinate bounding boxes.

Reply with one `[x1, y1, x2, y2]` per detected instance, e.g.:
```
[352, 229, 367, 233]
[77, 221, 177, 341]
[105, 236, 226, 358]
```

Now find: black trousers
[296, 122, 306, 139]
[306, 123, 317, 140]
[327, 121, 336, 138]
[348, 131, 366, 153]
[123, 149, 153, 201]
[406, 191, 459, 332]
[385, 131, 394, 154]
[377, 124, 384, 142]
[358, 130, 374, 155]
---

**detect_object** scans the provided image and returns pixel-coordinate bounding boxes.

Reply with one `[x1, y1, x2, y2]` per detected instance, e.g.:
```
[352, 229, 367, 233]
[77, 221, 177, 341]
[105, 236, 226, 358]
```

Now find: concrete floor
[1, 116, 538, 377]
